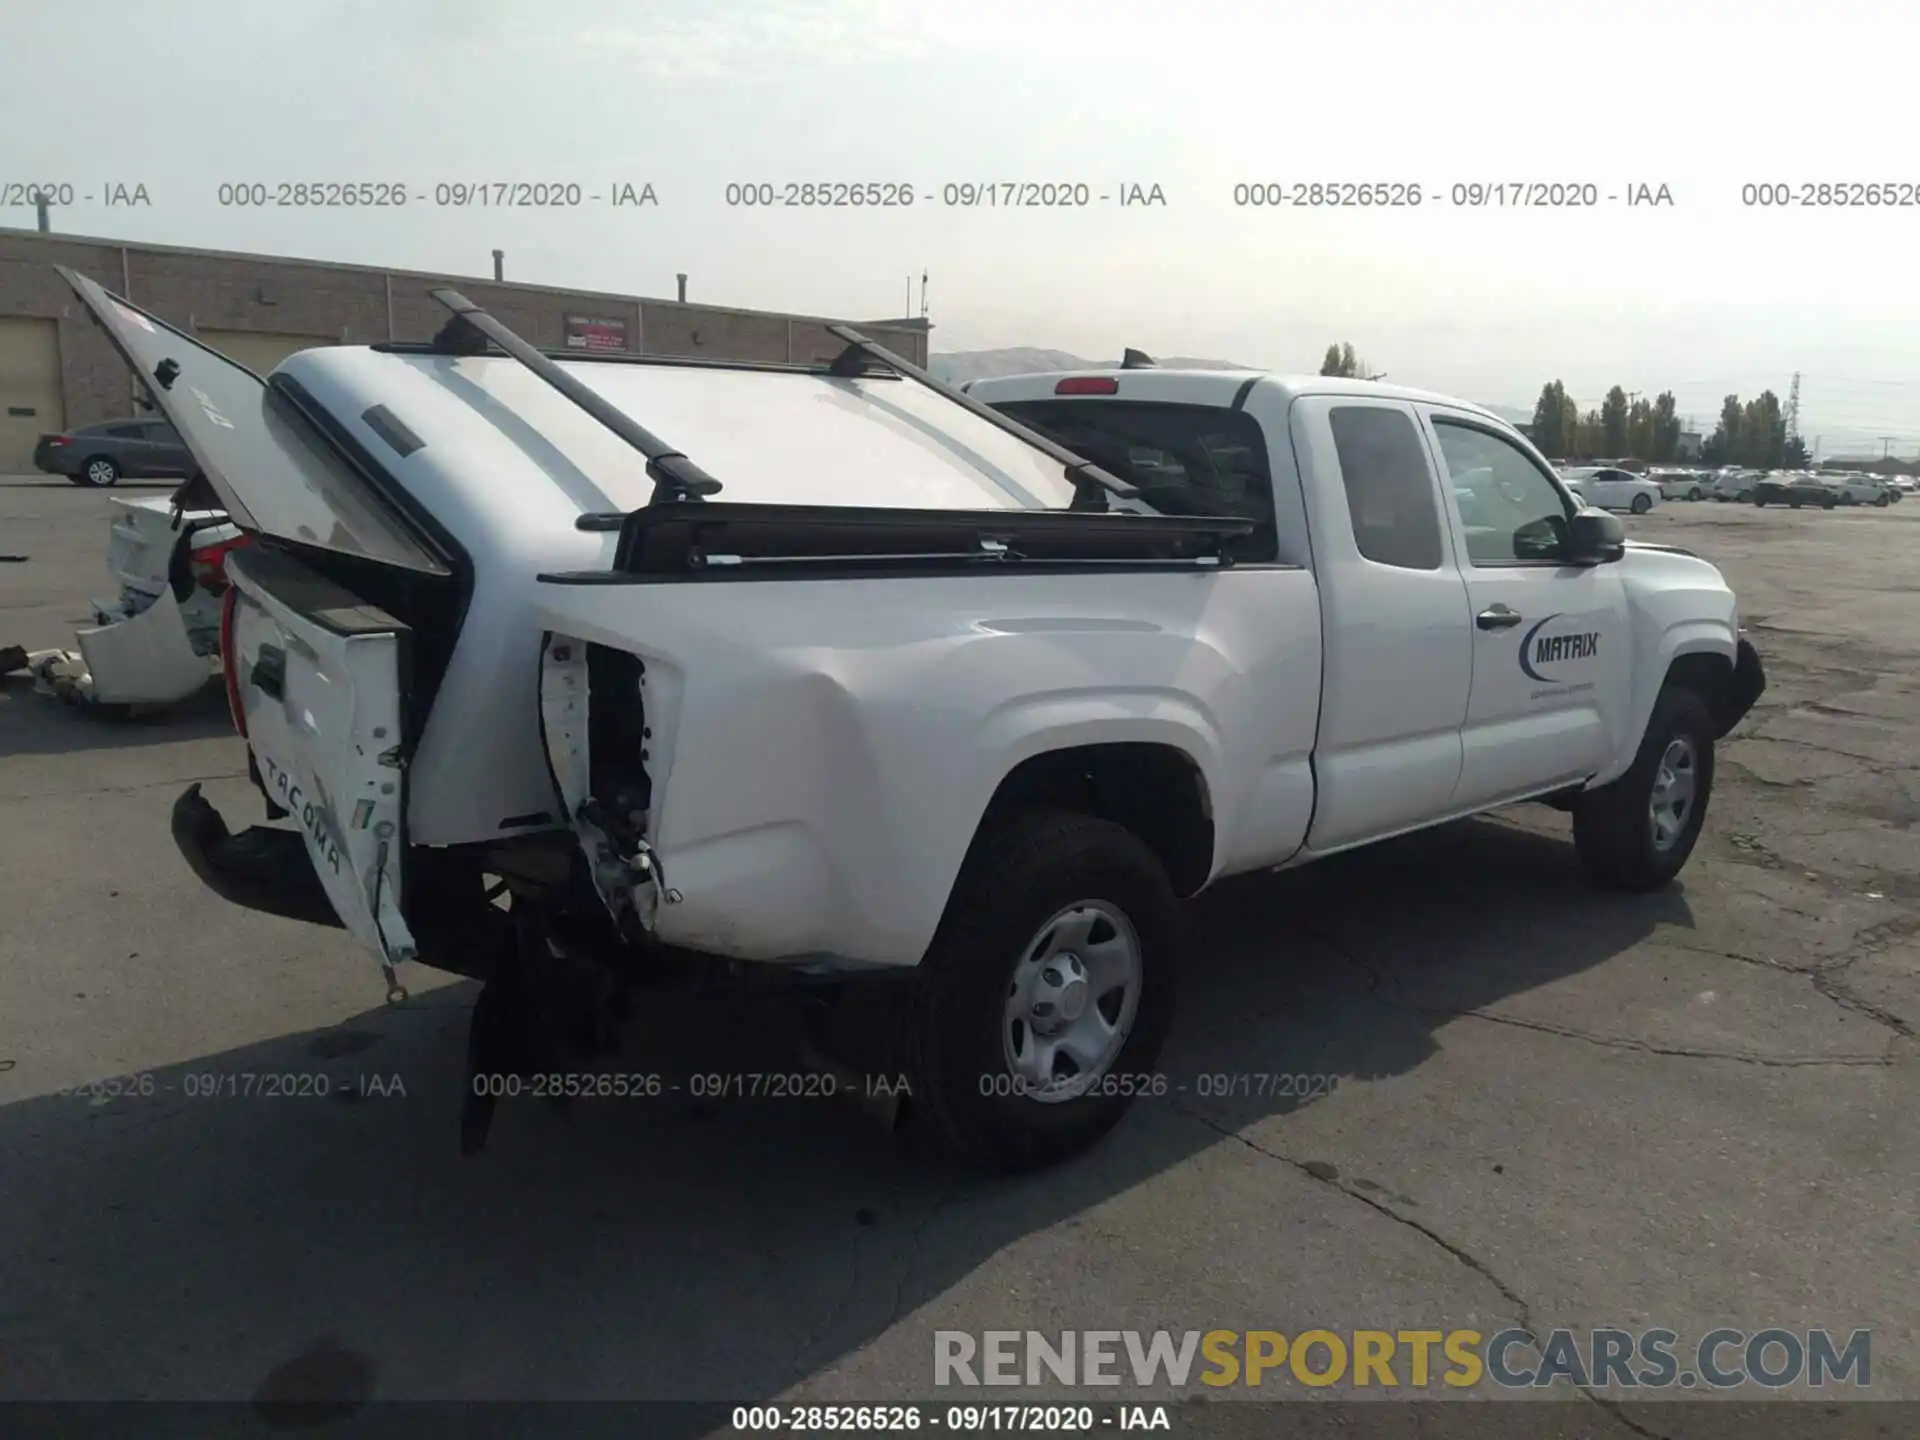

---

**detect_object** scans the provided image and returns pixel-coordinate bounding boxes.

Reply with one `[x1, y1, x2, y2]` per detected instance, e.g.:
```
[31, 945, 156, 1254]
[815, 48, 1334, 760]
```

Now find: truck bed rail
[540, 501, 1258, 585]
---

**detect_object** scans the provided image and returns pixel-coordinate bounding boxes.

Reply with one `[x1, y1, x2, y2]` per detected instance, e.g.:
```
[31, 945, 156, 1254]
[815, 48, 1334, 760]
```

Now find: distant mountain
[930, 348, 1252, 383]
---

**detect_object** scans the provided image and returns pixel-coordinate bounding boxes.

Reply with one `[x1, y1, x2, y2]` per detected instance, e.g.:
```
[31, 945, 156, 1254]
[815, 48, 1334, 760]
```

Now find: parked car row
[1752, 471, 1904, 509]
[1667, 465, 1907, 508]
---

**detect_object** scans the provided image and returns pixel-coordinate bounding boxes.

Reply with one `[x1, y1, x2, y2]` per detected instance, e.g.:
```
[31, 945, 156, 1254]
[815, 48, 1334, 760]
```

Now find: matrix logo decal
[1519, 613, 1600, 682]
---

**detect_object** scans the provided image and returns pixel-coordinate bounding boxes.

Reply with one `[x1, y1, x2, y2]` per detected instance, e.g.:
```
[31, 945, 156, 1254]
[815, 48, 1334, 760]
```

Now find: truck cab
[970, 367, 1761, 857]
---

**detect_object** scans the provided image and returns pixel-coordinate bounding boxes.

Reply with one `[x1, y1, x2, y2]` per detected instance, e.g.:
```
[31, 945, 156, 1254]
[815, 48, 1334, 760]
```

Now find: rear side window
[991, 400, 1278, 562]
[1327, 405, 1444, 570]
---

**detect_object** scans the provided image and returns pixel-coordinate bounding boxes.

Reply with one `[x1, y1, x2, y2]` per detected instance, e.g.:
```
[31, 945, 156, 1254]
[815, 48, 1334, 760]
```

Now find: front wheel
[1688, 487, 1703, 501]
[905, 809, 1180, 1172]
[1754, 496, 1767, 507]
[1875, 493, 1891, 507]
[1573, 686, 1716, 891]
[1630, 493, 1653, 514]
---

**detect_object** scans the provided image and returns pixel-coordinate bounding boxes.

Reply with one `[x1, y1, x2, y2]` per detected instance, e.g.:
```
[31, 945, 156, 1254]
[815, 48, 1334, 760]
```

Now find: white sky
[6, 0, 1919, 452]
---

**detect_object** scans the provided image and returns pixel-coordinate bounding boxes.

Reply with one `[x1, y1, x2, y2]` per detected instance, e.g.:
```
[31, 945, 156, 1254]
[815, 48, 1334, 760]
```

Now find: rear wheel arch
[973, 741, 1215, 898]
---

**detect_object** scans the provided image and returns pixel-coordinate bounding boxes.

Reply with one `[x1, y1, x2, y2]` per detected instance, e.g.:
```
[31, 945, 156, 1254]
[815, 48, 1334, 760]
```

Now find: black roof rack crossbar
[427, 288, 722, 502]
[824, 325, 1140, 501]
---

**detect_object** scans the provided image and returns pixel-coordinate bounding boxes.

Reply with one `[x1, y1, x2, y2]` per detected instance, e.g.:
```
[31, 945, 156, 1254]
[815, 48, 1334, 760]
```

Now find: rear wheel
[1630, 493, 1653, 514]
[905, 809, 1180, 1172]
[1573, 686, 1716, 891]
[1687, 487, 1703, 501]
[72, 456, 120, 488]
[1875, 493, 1891, 507]
[1822, 495, 1836, 510]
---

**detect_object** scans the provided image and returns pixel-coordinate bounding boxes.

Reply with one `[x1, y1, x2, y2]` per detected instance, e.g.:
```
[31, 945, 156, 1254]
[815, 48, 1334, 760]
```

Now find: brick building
[0, 226, 931, 472]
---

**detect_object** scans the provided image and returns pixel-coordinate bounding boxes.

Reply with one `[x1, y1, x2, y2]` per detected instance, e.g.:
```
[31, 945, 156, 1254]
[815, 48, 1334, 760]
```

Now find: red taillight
[1054, 376, 1119, 395]
[190, 533, 253, 594]
[219, 585, 247, 738]
[42, 434, 71, 447]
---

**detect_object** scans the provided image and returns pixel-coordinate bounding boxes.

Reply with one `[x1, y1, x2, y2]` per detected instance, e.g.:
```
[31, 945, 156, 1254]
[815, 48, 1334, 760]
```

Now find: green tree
[1601, 386, 1630, 456]
[1739, 391, 1785, 468]
[1531, 380, 1574, 457]
[1651, 392, 1681, 461]
[1319, 342, 1370, 378]
[1783, 434, 1810, 467]
[1705, 394, 1743, 466]
[1626, 396, 1656, 460]
[1573, 408, 1604, 459]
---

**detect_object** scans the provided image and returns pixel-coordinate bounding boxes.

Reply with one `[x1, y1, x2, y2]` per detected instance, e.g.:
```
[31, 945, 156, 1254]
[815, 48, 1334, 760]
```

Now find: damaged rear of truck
[61, 267, 1278, 1170]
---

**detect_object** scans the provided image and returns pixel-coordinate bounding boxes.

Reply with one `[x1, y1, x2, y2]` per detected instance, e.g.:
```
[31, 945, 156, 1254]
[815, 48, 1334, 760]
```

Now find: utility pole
[1784, 372, 1802, 443]
[32, 188, 51, 232]
[1882, 436, 1897, 461]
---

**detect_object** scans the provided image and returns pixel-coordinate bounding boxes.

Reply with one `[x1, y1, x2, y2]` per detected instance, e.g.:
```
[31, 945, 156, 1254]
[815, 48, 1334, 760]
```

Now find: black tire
[1875, 493, 1891, 507]
[71, 456, 120, 488]
[1754, 496, 1767, 507]
[1787, 497, 1801, 509]
[1630, 493, 1653, 514]
[1821, 496, 1836, 510]
[1687, 487, 1703, 501]
[1573, 686, 1716, 891]
[904, 809, 1181, 1172]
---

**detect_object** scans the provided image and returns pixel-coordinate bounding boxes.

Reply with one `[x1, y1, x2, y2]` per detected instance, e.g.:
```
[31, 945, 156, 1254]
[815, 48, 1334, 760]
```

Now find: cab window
[990, 400, 1279, 563]
[1327, 405, 1444, 570]
[1431, 420, 1575, 565]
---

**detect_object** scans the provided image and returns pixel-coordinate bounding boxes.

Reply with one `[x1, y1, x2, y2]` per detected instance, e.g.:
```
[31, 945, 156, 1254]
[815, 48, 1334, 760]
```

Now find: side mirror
[1564, 507, 1626, 565]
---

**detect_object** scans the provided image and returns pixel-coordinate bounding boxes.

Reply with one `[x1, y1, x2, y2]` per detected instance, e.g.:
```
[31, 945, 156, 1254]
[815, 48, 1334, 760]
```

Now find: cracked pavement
[2, 476, 1916, 1427]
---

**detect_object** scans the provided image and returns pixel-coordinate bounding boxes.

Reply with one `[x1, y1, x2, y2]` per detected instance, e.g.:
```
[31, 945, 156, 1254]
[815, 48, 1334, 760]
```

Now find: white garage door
[0, 316, 64, 474]
[195, 329, 335, 377]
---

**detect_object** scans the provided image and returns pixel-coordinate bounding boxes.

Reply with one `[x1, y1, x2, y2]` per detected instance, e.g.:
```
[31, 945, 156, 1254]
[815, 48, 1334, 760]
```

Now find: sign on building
[564, 314, 629, 352]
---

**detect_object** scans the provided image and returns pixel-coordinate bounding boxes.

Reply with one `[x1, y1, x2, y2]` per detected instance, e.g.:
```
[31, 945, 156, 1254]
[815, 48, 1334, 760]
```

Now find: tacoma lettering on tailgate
[259, 754, 344, 875]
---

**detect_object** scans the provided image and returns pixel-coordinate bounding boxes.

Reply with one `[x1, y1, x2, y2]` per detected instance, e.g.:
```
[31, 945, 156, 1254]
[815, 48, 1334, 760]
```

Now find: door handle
[1476, 604, 1523, 631]
[250, 644, 286, 699]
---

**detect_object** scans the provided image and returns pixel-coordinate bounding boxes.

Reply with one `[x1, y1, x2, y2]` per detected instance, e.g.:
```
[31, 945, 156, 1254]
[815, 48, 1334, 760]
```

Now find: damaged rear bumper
[171, 782, 345, 929]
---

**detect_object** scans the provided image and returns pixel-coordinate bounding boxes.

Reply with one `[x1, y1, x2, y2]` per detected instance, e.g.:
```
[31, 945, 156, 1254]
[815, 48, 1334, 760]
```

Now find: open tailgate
[225, 544, 418, 970]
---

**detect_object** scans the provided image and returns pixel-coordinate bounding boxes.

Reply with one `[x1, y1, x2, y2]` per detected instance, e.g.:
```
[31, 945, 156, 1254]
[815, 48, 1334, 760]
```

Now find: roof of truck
[965, 368, 1512, 423]
[967, 366, 1505, 410]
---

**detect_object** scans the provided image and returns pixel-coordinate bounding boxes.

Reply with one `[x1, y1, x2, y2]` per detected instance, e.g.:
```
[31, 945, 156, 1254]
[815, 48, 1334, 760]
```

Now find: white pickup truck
[61, 267, 1765, 1172]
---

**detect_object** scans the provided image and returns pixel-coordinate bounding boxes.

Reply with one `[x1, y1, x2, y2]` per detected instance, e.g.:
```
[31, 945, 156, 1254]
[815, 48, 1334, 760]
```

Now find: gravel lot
[1, 476, 1915, 1431]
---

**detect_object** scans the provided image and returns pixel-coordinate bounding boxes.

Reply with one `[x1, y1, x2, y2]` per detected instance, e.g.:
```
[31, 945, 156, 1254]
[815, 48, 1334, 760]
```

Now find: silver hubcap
[1648, 736, 1698, 852]
[1001, 901, 1142, 1104]
[88, 461, 113, 482]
